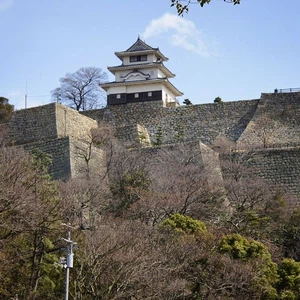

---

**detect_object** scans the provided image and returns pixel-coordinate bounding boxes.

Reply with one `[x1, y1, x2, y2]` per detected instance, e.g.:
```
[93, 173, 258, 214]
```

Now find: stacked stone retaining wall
[55, 104, 98, 139]
[238, 92, 300, 147]
[9, 104, 103, 180]
[6, 92, 300, 197]
[69, 137, 106, 179]
[9, 103, 58, 145]
[22, 137, 71, 180]
[221, 147, 300, 198]
[9, 103, 98, 146]
[83, 99, 259, 146]
[248, 147, 300, 197]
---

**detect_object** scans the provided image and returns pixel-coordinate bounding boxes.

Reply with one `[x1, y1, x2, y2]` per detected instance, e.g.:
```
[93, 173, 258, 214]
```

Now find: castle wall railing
[274, 87, 300, 93]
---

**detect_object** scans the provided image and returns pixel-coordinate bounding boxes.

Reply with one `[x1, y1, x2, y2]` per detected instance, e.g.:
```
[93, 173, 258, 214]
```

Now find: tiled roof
[115, 37, 169, 61]
[107, 62, 175, 78]
[126, 37, 158, 52]
[100, 78, 183, 96]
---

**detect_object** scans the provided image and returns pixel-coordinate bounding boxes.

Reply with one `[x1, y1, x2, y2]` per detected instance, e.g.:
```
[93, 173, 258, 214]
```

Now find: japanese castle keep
[6, 38, 300, 199]
[100, 37, 183, 107]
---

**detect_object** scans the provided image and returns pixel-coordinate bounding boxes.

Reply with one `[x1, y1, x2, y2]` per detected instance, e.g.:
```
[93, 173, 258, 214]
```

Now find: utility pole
[60, 224, 77, 300]
[25, 81, 28, 109]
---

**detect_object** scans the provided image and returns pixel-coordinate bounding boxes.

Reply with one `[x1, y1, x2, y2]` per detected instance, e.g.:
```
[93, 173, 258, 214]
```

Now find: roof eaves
[125, 37, 155, 52]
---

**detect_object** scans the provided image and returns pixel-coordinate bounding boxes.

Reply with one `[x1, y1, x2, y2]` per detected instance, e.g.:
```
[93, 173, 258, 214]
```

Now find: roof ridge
[125, 37, 158, 52]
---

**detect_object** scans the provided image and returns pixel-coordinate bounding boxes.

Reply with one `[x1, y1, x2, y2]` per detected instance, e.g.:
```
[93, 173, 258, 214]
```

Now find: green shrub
[153, 126, 163, 147]
[277, 259, 300, 298]
[160, 213, 207, 235]
[218, 233, 271, 260]
[214, 96, 223, 103]
[183, 98, 192, 105]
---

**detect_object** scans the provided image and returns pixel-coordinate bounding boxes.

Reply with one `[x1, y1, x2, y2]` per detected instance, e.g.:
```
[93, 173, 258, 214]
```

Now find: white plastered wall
[115, 68, 162, 82]
[161, 85, 176, 106]
[106, 83, 164, 95]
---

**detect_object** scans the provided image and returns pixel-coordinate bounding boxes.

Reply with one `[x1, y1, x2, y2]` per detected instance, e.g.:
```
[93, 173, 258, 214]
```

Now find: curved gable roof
[126, 37, 157, 52]
[115, 37, 168, 61]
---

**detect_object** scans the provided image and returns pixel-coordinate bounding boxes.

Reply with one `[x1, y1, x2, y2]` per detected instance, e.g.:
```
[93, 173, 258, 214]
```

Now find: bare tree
[51, 67, 108, 111]
[0, 146, 65, 299]
[220, 147, 292, 238]
[69, 218, 192, 299]
[128, 144, 225, 226]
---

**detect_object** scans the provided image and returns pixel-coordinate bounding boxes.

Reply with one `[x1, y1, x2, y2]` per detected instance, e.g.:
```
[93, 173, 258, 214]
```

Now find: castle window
[116, 94, 121, 99]
[148, 92, 152, 97]
[134, 93, 139, 98]
[130, 55, 147, 62]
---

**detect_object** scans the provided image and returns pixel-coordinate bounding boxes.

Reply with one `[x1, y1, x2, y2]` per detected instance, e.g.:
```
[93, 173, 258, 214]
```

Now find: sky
[1, 0, 300, 109]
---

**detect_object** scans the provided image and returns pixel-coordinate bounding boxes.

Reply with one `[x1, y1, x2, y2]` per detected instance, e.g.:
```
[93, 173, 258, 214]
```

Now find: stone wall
[0, 123, 7, 132]
[7, 92, 300, 197]
[250, 147, 300, 197]
[22, 137, 71, 180]
[222, 147, 300, 198]
[69, 137, 106, 179]
[112, 124, 151, 148]
[21, 136, 106, 181]
[0, 123, 8, 141]
[238, 92, 300, 147]
[9, 104, 102, 180]
[9, 103, 58, 145]
[9, 103, 98, 145]
[55, 104, 98, 140]
[83, 99, 259, 146]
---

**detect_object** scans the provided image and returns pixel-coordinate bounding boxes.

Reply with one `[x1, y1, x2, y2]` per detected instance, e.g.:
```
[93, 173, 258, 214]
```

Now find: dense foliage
[0, 97, 14, 123]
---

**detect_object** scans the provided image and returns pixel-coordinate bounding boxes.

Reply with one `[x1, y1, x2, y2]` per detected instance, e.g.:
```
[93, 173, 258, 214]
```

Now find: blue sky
[1, 0, 300, 109]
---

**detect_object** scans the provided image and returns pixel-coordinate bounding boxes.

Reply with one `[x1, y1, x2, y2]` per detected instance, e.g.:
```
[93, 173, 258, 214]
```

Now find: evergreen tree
[0, 97, 14, 123]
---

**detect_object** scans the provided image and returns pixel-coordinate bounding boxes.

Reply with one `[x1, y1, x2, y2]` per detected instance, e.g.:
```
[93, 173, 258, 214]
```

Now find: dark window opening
[130, 55, 147, 62]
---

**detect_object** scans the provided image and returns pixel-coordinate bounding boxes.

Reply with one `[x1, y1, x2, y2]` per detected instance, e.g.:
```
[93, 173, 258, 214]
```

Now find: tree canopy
[0, 97, 14, 123]
[2, 122, 300, 299]
[51, 67, 108, 111]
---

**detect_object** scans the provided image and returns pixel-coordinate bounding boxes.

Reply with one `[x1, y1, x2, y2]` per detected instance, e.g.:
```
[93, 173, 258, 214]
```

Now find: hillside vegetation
[1, 130, 300, 300]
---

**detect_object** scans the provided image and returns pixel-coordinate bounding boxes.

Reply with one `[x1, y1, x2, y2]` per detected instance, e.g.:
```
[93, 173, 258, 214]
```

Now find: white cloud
[142, 13, 212, 57]
[0, 0, 13, 13]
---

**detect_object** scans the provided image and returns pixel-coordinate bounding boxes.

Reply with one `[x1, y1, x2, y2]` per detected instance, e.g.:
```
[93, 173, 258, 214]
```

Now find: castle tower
[100, 37, 183, 107]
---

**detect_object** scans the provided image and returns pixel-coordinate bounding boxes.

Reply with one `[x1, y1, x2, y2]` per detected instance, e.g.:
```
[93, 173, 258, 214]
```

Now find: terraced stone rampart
[22, 137, 71, 180]
[9, 103, 98, 145]
[248, 147, 300, 197]
[6, 92, 300, 196]
[9, 103, 58, 145]
[9, 103, 102, 180]
[238, 92, 300, 147]
[83, 99, 259, 146]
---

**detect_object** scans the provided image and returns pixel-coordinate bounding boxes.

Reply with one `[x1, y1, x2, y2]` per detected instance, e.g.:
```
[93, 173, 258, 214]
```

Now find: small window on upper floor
[134, 93, 139, 98]
[130, 55, 147, 62]
[148, 92, 152, 97]
[116, 94, 121, 99]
